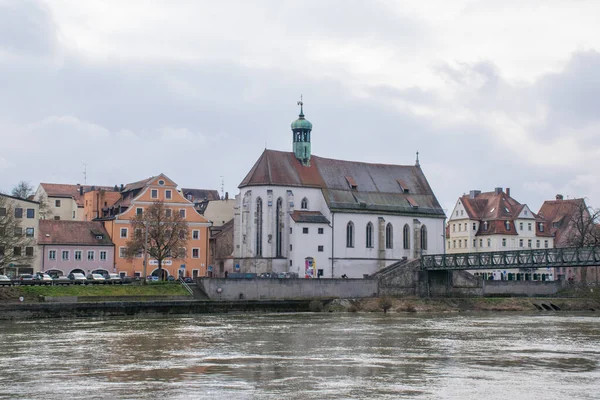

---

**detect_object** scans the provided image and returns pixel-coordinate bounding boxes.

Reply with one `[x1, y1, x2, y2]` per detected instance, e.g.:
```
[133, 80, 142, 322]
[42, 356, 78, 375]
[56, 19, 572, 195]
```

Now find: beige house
[34, 183, 116, 221]
[0, 194, 41, 275]
[447, 188, 554, 281]
[203, 198, 235, 227]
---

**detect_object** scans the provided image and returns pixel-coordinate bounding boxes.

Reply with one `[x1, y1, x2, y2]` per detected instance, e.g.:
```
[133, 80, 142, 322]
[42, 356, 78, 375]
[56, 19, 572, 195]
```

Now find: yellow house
[97, 174, 211, 279]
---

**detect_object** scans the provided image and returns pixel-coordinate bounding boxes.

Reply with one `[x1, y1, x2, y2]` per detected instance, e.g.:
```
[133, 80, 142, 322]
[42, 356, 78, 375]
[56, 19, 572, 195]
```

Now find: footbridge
[421, 247, 600, 271]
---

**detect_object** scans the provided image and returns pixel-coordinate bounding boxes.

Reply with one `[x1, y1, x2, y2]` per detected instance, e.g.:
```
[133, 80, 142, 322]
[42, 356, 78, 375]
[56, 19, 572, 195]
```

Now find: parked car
[87, 274, 106, 284]
[53, 276, 72, 285]
[183, 277, 194, 283]
[0, 275, 13, 286]
[36, 273, 54, 283]
[146, 275, 159, 282]
[69, 273, 87, 284]
[106, 273, 122, 284]
[18, 274, 38, 285]
[166, 276, 175, 282]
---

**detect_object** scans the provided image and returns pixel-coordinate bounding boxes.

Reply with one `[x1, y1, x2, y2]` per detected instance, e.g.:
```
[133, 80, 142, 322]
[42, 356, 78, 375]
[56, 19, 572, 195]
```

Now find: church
[233, 101, 446, 278]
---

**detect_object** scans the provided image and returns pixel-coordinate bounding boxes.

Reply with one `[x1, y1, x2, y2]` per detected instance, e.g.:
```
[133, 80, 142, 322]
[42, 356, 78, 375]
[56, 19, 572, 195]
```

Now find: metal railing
[421, 247, 600, 270]
[179, 278, 194, 296]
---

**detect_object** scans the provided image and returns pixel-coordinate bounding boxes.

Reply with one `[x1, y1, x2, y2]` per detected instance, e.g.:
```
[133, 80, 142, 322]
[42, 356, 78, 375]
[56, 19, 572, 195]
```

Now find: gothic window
[276, 198, 283, 257]
[403, 224, 410, 249]
[385, 223, 393, 249]
[366, 222, 374, 248]
[346, 222, 354, 248]
[301, 197, 308, 210]
[420, 225, 428, 250]
[255, 197, 263, 256]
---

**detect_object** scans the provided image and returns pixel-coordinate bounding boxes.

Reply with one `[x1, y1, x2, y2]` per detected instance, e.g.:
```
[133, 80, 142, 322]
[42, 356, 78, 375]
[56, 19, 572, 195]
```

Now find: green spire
[291, 95, 312, 166]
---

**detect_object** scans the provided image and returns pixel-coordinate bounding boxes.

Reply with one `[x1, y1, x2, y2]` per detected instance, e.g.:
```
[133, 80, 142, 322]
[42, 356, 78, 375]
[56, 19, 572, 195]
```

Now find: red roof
[458, 189, 551, 237]
[538, 198, 587, 246]
[40, 183, 115, 207]
[239, 150, 445, 217]
[38, 220, 113, 246]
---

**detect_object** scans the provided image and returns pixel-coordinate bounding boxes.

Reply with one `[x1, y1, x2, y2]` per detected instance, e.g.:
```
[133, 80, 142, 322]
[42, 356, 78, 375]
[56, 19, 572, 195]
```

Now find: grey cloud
[0, 0, 58, 56]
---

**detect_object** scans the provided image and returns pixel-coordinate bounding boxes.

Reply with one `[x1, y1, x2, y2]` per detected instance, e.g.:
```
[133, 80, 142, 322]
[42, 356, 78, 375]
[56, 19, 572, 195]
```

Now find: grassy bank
[0, 283, 190, 303]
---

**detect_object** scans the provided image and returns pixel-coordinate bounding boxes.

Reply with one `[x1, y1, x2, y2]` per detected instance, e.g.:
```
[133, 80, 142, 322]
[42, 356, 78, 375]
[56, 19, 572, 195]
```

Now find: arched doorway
[151, 268, 169, 280]
[91, 269, 110, 279]
[69, 268, 85, 275]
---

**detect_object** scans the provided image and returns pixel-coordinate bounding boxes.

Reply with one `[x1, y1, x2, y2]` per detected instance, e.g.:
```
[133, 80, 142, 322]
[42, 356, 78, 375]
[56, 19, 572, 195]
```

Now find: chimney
[120, 184, 124, 192]
[225, 192, 229, 200]
[506, 188, 510, 197]
[79, 186, 83, 196]
[494, 187, 502, 195]
[469, 190, 481, 199]
[556, 194, 564, 200]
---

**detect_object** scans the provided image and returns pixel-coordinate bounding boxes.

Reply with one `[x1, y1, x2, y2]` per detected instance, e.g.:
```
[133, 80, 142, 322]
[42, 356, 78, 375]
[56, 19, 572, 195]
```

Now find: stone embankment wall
[198, 278, 378, 301]
[483, 280, 565, 297]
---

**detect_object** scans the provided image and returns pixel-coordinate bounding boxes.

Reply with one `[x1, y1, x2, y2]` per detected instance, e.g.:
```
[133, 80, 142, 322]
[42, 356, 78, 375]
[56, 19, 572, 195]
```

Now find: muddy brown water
[0, 312, 598, 399]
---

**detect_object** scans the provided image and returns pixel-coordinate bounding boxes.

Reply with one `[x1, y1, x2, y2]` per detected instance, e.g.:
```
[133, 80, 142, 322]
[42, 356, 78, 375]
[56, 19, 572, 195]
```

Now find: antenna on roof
[83, 162, 87, 184]
[415, 151, 420, 167]
[220, 176, 224, 200]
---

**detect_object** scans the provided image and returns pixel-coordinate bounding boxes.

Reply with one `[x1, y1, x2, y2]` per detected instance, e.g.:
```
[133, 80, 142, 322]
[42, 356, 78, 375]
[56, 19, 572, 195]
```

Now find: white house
[233, 102, 446, 278]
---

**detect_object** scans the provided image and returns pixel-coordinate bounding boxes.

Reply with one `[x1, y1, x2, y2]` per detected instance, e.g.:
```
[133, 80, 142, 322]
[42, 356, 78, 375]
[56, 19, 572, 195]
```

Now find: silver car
[0, 275, 13, 286]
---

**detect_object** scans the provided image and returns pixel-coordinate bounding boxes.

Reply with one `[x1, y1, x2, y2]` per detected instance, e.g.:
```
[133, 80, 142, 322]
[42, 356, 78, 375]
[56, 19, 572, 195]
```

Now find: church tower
[291, 97, 313, 166]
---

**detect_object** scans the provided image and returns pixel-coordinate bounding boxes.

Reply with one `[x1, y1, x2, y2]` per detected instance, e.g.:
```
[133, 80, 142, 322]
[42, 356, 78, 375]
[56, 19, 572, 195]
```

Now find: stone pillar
[413, 218, 422, 260]
[378, 217, 386, 269]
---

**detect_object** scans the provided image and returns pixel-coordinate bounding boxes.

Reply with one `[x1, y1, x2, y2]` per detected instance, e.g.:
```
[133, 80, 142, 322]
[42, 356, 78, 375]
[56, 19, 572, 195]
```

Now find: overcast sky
[1, 0, 599, 215]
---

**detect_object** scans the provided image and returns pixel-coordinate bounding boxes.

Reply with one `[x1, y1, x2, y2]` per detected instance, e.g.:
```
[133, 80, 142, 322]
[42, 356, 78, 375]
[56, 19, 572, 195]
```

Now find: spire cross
[297, 94, 304, 117]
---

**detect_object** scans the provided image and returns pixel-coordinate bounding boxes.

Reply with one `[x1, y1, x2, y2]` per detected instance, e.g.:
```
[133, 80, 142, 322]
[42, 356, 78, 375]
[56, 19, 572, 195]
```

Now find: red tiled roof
[457, 189, 553, 237]
[538, 198, 587, 246]
[38, 220, 113, 246]
[239, 150, 445, 217]
[40, 183, 115, 207]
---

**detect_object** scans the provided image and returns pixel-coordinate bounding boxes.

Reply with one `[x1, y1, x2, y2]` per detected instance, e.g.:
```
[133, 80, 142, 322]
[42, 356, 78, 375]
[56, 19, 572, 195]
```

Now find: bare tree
[565, 200, 600, 248]
[0, 196, 35, 275]
[126, 201, 189, 281]
[36, 193, 53, 220]
[11, 181, 34, 200]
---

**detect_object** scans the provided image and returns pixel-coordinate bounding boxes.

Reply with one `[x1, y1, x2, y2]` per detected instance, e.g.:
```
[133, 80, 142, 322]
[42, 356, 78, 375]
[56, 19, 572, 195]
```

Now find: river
[0, 312, 598, 399]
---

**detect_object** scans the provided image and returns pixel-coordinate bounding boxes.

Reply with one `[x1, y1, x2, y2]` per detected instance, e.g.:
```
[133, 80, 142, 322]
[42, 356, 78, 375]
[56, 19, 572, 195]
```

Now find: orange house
[94, 174, 211, 279]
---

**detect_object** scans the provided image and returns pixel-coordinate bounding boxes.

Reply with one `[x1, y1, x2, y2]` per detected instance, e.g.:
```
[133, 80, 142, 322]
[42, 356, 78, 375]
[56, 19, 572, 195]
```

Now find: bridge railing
[421, 247, 600, 270]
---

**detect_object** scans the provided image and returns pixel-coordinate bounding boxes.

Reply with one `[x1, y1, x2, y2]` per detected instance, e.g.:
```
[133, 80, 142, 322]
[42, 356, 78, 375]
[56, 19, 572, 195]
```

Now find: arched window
[346, 222, 354, 248]
[366, 222, 373, 248]
[385, 223, 393, 249]
[421, 225, 428, 250]
[301, 197, 308, 209]
[255, 197, 263, 256]
[276, 198, 283, 257]
[403, 224, 410, 249]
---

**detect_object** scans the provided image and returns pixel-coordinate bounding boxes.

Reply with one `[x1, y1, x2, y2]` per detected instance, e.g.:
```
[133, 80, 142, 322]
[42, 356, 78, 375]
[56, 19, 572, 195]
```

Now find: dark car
[183, 277, 194, 283]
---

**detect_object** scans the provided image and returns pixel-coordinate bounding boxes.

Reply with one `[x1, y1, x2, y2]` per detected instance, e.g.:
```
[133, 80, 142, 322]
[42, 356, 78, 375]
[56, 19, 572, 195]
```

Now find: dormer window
[345, 176, 358, 189]
[505, 221, 510, 230]
[483, 221, 488, 231]
[539, 223, 544, 232]
[490, 208, 495, 213]
[396, 179, 409, 193]
[95, 235, 103, 240]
